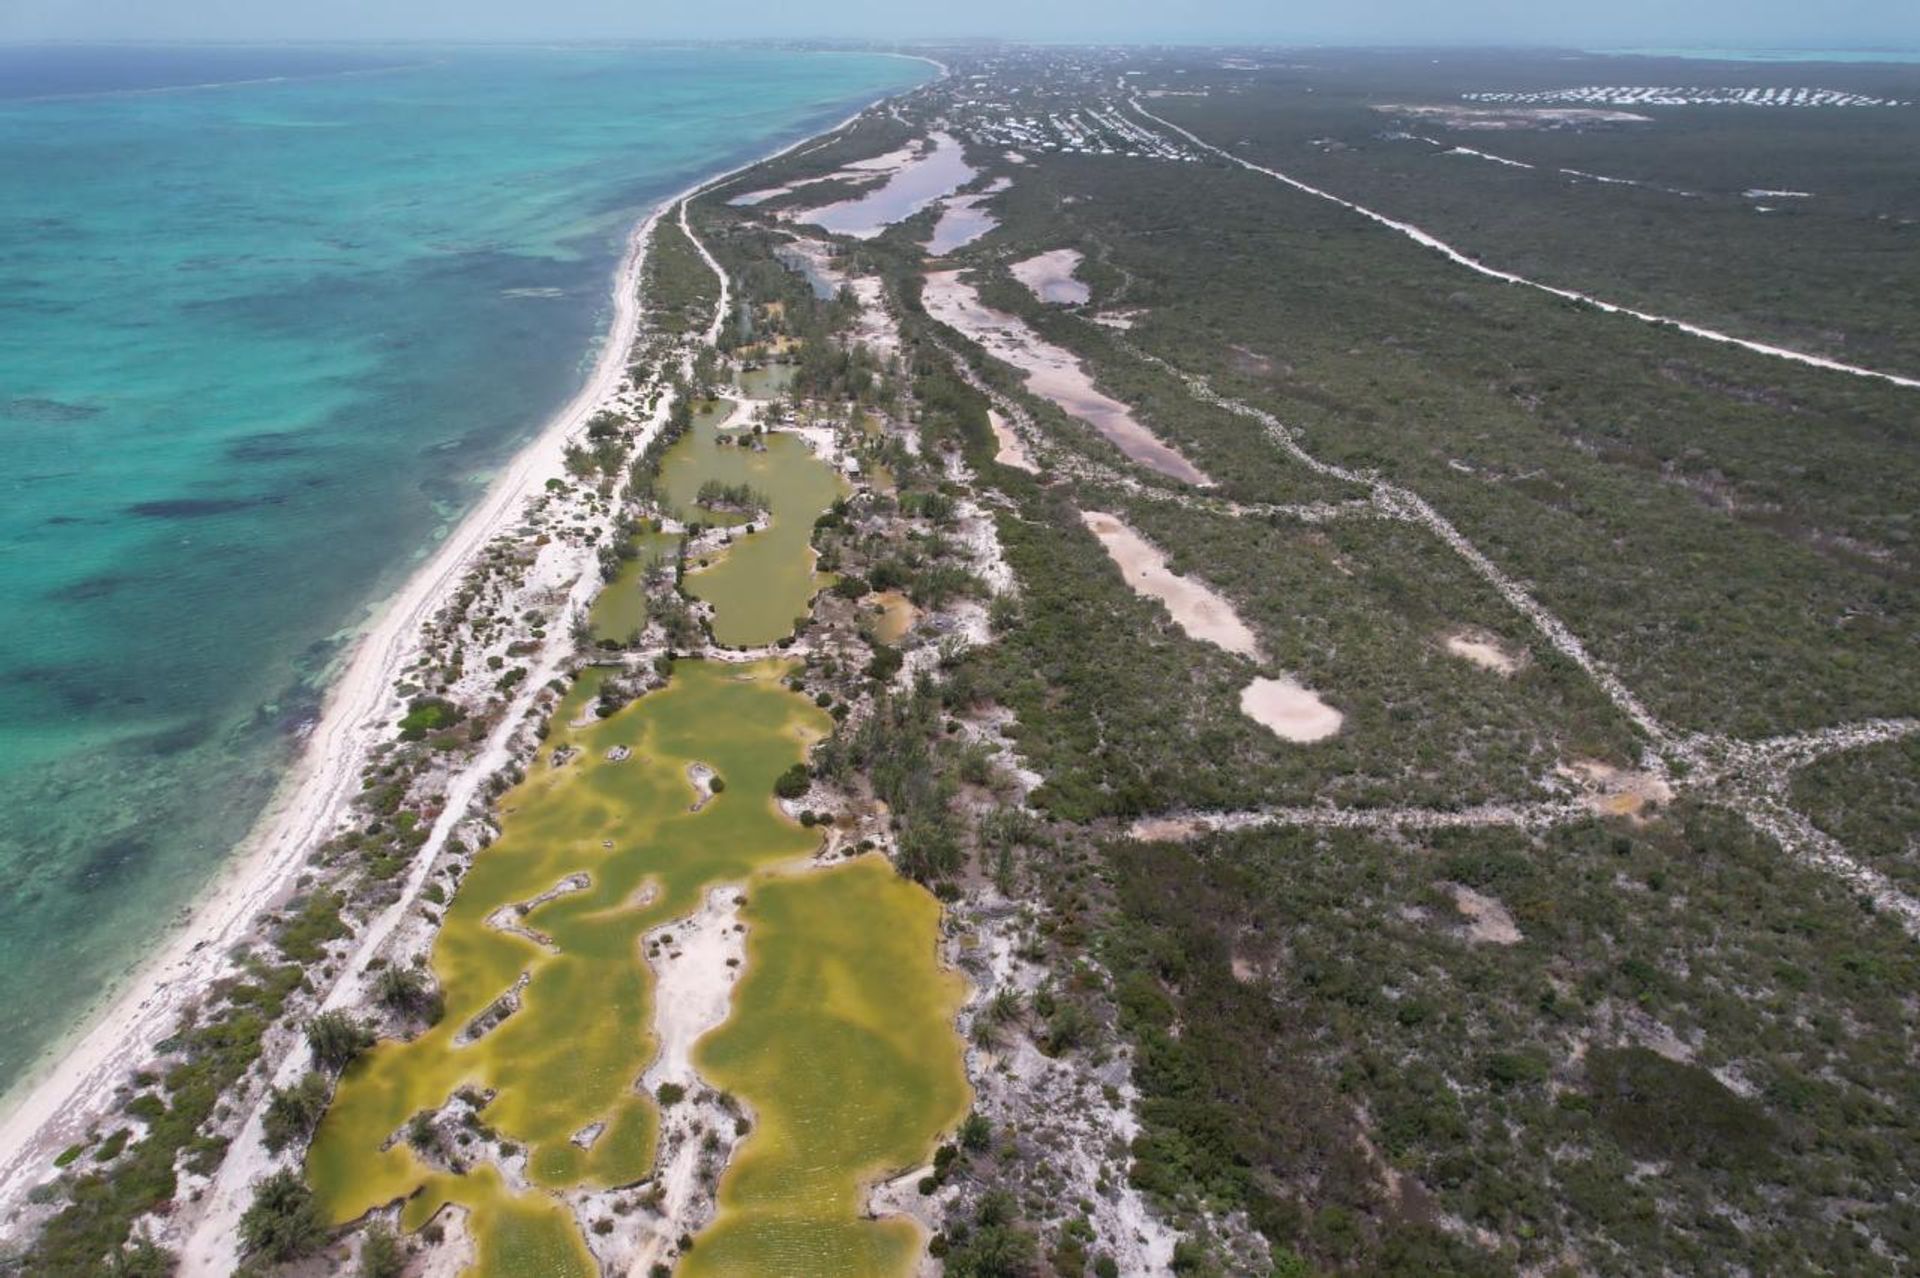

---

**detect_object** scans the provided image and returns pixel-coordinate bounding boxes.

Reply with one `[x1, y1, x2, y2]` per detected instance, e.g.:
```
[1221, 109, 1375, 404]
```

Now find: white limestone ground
[1010, 248, 1091, 305]
[1448, 884, 1524, 946]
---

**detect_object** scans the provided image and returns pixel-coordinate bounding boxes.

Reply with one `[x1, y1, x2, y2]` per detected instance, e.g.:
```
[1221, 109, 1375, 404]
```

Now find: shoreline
[0, 67, 936, 1227]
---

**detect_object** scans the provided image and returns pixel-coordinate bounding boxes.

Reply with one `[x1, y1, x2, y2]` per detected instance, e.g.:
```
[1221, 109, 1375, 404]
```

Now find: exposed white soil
[1080, 511, 1260, 657]
[642, 887, 746, 1096]
[1010, 248, 1091, 305]
[953, 905, 1184, 1276]
[922, 269, 1212, 485]
[1448, 883, 1524, 945]
[1240, 676, 1344, 743]
[1090, 308, 1143, 329]
[414, 1204, 475, 1278]
[1444, 629, 1522, 675]
[987, 408, 1038, 473]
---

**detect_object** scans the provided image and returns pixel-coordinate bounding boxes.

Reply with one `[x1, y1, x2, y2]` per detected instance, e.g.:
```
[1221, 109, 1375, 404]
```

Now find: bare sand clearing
[1558, 759, 1673, 820]
[1080, 512, 1258, 656]
[643, 887, 746, 1093]
[988, 408, 1038, 473]
[1448, 884, 1523, 945]
[1240, 677, 1343, 743]
[1091, 309, 1143, 330]
[1444, 629, 1521, 675]
[1010, 248, 1091, 305]
[923, 270, 1210, 486]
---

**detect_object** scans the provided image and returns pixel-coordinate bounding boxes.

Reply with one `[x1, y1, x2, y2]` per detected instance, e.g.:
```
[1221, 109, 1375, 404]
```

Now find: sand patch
[1011, 248, 1091, 305]
[1558, 759, 1672, 820]
[988, 409, 1038, 473]
[1129, 815, 1203, 842]
[1447, 883, 1523, 945]
[1080, 512, 1258, 657]
[1444, 630, 1521, 676]
[642, 887, 746, 1093]
[1090, 309, 1142, 330]
[924, 270, 1210, 486]
[1240, 677, 1342, 743]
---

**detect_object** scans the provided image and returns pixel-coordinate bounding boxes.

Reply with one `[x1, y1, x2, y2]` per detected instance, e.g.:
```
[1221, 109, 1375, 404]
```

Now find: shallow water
[685, 856, 968, 1275]
[924, 194, 999, 255]
[800, 132, 976, 239]
[312, 403, 964, 1271]
[922, 271, 1212, 486]
[588, 530, 681, 646]
[0, 44, 928, 1095]
[662, 402, 848, 647]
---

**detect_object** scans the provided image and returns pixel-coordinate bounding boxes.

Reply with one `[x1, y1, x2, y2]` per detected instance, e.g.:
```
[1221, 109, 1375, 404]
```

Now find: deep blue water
[0, 43, 927, 1095]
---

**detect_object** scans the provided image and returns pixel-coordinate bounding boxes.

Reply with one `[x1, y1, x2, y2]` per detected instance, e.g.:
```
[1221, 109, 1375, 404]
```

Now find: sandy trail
[1131, 99, 1920, 390]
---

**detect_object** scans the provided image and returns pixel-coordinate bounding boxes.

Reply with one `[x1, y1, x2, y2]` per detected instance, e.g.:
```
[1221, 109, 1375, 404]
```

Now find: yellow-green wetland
[686, 857, 968, 1276]
[664, 398, 846, 649]
[308, 383, 966, 1277]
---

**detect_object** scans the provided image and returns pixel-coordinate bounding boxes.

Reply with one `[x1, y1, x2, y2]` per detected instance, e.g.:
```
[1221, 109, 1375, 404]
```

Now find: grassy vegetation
[642, 212, 719, 338]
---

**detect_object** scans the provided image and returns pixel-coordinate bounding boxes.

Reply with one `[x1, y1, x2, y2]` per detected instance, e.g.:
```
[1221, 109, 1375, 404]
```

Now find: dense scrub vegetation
[963, 142, 1919, 738]
[1104, 807, 1920, 1273]
[1141, 50, 1920, 374]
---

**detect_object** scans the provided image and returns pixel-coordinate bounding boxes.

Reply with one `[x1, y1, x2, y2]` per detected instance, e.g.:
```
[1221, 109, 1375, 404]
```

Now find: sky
[1, 0, 1915, 48]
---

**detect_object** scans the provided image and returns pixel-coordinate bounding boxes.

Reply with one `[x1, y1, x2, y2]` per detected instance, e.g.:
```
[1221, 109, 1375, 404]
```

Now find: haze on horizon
[2, 0, 1916, 50]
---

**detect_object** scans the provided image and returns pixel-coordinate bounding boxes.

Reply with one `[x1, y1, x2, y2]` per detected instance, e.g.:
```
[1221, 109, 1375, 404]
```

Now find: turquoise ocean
[0, 43, 927, 1097]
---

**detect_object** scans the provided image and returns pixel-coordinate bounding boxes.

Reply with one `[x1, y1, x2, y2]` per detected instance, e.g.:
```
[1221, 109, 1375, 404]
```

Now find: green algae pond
[307, 660, 830, 1246]
[663, 398, 846, 648]
[587, 528, 680, 646]
[685, 856, 967, 1276]
[309, 387, 967, 1276]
